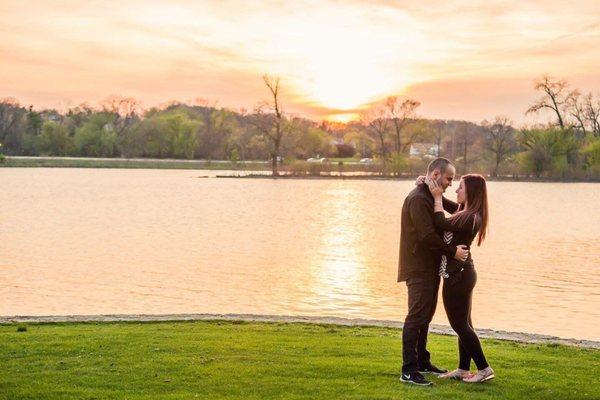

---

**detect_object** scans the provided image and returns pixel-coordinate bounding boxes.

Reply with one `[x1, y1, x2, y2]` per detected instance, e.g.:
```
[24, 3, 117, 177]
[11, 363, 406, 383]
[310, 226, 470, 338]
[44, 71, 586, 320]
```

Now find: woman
[427, 174, 494, 383]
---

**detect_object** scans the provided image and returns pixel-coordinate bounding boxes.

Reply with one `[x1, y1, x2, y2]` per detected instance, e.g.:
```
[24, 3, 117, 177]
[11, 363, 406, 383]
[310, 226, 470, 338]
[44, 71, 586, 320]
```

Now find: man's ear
[431, 169, 440, 180]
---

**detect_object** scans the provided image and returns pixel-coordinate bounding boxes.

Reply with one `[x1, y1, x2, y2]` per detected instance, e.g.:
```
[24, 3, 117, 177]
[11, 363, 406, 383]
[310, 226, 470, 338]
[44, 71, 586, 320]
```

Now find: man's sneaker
[439, 368, 472, 380]
[418, 364, 448, 375]
[462, 367, 495, 383]
[400, 372, 433, 386]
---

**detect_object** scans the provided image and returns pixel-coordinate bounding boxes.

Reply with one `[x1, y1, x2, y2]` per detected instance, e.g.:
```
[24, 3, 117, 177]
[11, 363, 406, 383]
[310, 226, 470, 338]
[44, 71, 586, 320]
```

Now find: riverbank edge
[0, 156, 268, 171]
[2, 313, 598, 349]
[214, 174, 600, 182]
[3, 156, 599, 182]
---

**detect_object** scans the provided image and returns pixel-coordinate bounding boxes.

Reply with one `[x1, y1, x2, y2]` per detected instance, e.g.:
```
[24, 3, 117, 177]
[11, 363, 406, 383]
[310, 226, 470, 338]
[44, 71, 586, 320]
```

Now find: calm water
[2, 168, 599, 340]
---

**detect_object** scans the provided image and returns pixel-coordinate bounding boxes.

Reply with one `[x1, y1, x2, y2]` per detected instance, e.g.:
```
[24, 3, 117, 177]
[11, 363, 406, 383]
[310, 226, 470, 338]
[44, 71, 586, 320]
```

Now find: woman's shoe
[462, 367, 495, 383]
[438, 368, 472, 380]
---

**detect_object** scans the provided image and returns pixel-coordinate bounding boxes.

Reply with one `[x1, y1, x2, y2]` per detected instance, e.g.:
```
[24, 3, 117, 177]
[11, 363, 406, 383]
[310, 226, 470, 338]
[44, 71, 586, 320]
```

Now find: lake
[1, 168, 599, 340]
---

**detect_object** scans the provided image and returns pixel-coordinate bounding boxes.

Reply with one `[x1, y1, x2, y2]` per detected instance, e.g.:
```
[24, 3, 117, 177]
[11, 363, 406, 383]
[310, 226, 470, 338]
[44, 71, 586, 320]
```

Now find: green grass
[0, 157, 269, 170]
[1, 320, 598, 399]
[327, 157, 361, 163]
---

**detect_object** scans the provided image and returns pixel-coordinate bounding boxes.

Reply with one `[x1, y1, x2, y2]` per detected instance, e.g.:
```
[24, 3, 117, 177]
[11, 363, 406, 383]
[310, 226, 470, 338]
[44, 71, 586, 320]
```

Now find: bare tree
[434, 121, 444, 157]
[453, 124, 482, 174]
[583, 93, 600, 136]
[482, 116, 516, 177]
[566, 91, 587, 134]
[102, 95, 139, 117]
[459, 129, 469, 174]
[251, 75, 287, 176]
[526, 75, 574, 130]
[101, 95, 141, 136]
[0, 98, 25, 145]
[362, 106, 390, 160]
[385, 96, 420, 153]
[564, 91, 600, 136]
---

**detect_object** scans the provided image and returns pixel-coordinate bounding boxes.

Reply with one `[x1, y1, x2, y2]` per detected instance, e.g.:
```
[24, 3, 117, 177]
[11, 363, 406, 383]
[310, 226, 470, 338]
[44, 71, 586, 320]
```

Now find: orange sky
[1, 0, 599, 124]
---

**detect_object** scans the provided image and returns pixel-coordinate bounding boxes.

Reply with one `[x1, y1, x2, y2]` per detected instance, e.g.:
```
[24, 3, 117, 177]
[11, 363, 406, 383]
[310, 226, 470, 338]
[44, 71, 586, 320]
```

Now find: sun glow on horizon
[271, 7, 420, 113]
[325, 113, 360, 123]
[1, 1, 599, 123]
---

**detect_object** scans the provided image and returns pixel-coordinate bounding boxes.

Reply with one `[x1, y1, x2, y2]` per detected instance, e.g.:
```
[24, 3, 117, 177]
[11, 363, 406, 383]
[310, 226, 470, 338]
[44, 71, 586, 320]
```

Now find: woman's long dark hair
[450, 174, 489, 246]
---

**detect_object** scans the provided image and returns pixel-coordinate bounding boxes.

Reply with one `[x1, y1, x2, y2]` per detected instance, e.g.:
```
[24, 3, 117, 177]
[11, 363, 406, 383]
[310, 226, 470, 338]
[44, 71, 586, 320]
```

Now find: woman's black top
[433, 211, 480, 285]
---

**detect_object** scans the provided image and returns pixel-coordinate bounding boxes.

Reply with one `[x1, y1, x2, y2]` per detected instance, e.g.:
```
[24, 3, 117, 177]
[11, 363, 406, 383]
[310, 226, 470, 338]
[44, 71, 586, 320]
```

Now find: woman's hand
[426, 177, 444, 199]
[415, 175, 426, 186]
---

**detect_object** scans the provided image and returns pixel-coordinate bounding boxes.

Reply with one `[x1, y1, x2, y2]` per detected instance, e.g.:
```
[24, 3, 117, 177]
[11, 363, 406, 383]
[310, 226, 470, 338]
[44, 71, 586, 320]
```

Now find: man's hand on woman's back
[454, 245, 469, 262]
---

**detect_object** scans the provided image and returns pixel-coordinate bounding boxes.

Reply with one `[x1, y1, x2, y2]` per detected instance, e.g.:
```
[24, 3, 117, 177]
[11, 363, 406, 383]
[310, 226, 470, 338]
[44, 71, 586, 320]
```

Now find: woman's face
[456, 179, 467, 204]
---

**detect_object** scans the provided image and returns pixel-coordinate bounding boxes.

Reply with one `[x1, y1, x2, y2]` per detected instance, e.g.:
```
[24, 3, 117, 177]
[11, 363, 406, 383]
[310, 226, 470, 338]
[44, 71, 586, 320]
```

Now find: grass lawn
[1, 320, 598, 399]
[0, 157, 269, 170]
[327, 157, 362, 163]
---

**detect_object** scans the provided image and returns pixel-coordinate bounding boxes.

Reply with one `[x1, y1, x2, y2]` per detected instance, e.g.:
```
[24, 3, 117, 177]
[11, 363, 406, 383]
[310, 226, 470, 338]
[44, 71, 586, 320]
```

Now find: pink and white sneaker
[462, 367, 495, 383]
[438, 369, 472, 380]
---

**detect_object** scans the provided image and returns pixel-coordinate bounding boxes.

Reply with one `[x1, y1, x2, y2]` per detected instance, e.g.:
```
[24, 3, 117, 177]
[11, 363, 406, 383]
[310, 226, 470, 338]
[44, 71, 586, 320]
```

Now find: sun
[325, 113, 360, 123]
[297, 44, 402, 112]
[275, 14, 413, 116]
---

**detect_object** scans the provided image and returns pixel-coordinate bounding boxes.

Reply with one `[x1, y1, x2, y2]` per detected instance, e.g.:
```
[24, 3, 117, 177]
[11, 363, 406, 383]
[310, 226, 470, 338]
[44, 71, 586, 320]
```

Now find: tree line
[1, 75, 599, 179]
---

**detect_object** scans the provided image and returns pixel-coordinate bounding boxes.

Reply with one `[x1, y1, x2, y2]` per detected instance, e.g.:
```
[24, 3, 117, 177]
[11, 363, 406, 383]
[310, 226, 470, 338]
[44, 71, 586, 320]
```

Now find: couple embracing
[398, 157, 494, 386]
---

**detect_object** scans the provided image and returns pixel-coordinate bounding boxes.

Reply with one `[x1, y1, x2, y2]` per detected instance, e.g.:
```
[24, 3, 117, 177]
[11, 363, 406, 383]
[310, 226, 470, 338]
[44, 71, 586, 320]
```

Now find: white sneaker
[438, 369, 472, 380]
[462, 367, 495, 383]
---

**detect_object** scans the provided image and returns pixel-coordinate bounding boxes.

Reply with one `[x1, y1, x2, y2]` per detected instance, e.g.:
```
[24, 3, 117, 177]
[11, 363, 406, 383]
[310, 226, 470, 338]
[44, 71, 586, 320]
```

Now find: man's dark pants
[402, 275, 440, 373]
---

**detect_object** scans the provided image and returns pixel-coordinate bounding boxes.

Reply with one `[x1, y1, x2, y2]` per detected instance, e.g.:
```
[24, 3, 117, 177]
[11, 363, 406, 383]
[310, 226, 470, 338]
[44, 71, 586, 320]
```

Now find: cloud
[0, 0, 599, 122]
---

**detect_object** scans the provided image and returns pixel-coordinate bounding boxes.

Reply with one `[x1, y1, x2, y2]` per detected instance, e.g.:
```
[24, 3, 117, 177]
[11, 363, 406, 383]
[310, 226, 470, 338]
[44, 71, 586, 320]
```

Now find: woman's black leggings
[442, 268, 489, 370]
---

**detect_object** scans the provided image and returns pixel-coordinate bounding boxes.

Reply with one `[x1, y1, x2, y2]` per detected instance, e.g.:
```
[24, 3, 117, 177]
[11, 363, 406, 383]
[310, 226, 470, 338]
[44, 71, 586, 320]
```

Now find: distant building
[41, 111, 61, 122]
[409, 143, 439, 159]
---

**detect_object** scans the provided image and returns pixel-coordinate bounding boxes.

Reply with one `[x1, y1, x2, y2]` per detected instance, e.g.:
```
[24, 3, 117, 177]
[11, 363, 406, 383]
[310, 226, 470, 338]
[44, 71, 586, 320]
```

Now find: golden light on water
[310, 187, 368, 305]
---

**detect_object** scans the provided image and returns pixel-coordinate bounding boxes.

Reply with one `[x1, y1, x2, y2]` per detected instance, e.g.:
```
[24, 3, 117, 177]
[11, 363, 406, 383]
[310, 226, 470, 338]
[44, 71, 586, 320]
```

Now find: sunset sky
[1, 0, 599, 124]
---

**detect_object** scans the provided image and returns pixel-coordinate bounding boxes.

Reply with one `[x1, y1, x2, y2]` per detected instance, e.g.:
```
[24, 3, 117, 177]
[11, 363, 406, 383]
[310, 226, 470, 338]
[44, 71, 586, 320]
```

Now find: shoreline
[2, 156, 599, 182]
[2, 313, 598, 349]
[213, 174, 600, 182]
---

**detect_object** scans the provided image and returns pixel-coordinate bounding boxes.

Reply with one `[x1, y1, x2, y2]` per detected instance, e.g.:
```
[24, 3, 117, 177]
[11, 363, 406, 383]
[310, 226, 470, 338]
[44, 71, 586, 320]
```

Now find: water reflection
[311, 187, 368, 312]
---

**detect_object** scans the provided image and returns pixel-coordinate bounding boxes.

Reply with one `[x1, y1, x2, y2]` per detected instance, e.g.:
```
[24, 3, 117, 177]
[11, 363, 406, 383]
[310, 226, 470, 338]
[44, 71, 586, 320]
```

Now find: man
[398, 157, 469, 386]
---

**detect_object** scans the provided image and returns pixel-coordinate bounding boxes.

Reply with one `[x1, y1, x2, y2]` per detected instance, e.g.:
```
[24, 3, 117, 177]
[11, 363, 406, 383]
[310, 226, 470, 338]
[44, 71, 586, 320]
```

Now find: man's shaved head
[426, 157, 456, 192]
[427, 157, 453, 175]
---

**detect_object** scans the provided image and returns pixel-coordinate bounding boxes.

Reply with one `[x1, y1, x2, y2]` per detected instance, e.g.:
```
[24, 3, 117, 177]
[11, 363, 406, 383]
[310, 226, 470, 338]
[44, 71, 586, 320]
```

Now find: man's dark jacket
[398, 183, 458, 282]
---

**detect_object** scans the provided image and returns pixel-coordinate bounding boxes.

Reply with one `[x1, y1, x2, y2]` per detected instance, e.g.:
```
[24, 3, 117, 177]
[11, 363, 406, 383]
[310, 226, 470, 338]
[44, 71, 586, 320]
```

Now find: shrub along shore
[1, 317, 598, 400]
